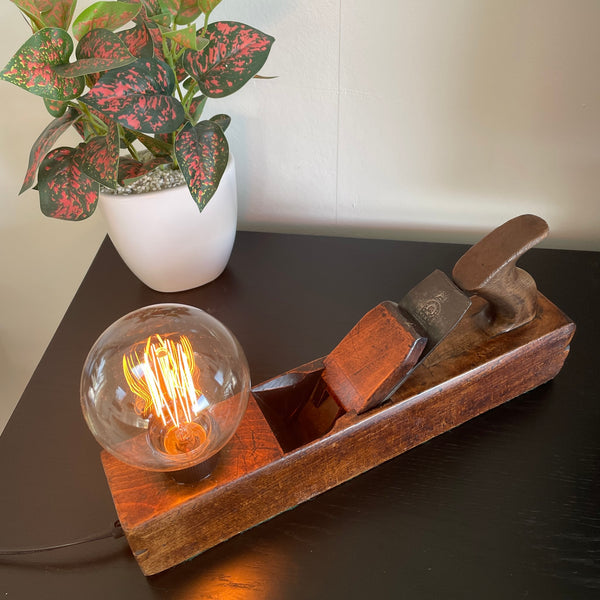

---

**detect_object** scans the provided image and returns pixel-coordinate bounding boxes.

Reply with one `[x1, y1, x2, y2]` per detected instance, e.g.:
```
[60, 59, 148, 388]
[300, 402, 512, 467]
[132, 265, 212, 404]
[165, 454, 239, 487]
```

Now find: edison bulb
[80, 304, 250, 475]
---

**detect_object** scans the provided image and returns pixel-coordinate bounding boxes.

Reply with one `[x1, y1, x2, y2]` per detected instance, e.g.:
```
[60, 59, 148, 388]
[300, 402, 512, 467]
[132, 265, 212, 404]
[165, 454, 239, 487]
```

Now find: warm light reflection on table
[170, 547, 296, 600]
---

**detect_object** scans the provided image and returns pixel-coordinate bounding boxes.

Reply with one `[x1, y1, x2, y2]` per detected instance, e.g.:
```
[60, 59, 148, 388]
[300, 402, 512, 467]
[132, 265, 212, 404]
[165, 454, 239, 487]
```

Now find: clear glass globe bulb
[80, 304, 250, 473]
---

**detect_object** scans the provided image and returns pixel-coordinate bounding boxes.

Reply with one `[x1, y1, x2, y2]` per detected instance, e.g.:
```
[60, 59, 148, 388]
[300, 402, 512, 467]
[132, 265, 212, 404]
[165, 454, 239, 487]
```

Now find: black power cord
[0, 520, 124, 556]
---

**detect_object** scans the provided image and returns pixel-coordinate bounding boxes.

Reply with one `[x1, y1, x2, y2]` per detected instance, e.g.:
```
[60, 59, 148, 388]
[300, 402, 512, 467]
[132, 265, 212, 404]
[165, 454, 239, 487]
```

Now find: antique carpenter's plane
[101, 214, 575, 575]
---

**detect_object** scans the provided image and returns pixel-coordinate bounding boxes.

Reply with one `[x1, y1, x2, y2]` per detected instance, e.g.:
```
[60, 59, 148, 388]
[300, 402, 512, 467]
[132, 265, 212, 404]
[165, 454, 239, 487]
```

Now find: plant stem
[201, 12, 209, 37]
[119, 126, 140, 161]
[174, 77, 185, 104]
[182, 81, 198, 107]
[77, 102, 106, 136]
[162, 34, 186, 105]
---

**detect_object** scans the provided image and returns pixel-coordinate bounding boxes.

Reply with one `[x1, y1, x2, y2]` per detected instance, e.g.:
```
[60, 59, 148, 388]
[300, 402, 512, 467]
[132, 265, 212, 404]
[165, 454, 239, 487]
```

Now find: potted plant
[0, 0, 274, 291]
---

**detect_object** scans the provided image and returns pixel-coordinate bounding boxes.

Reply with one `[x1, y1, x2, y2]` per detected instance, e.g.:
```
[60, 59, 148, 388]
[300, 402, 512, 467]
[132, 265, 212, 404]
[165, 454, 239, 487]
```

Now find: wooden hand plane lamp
[93, 214, 574, 575]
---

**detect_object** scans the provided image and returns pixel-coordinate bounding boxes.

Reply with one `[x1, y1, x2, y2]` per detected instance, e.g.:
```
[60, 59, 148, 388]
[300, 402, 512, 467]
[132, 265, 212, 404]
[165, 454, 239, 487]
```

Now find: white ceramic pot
[99, 154, 237, 292]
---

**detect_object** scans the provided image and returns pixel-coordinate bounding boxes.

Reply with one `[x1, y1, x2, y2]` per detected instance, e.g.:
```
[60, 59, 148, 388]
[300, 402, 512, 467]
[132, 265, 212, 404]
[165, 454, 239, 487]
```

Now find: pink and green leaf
[117, 19, 154, 58]
[174, 120, 228, 211]
[160, 0, 202, 25]
[38, 0, 76, 29]
[72, 1, 141, 41]
[53, 54, 136, 77]
[188, 94, 206, 121]
[37, 146, 99, 220]
[154, 132, 171, 145]
[117, 155, 171, 184]
[66, 28, 136, 84]
[89, 105, 114, 127]
[135, 0, 162, 17]
[0, 28, 84, 100]
[164, 25, 197, 50]
[182, 76, 197, 90]
[76, 28, 137, 63]
[149, 12, 172, 28]
[44, 98, 68, 117]
[20, 106, 80, 193]
[73, 118, 97, 140]
[209, 113, 230, 132]
[129, 130, 172, 156]
[174, 2, 202, 26]
[81, 58, 185, 133]
[175, 60, 188, 83]
[120, 0, 161, 17]
[73, 121, 120, 188]
[197, 0, 222, 16]
[129, 2, 166, 59]
[146, 21, 166, 62]
[9, 0, 45, 30]
[181, 21, 274, 98]
[118, 126, 137, 148]
[87, 93, 185, 133]
[126, 10, 166, 61]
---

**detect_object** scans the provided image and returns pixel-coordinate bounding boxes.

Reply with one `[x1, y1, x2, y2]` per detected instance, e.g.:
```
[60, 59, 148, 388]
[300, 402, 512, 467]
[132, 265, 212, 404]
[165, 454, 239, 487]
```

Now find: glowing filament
[123, 334, 207, 454]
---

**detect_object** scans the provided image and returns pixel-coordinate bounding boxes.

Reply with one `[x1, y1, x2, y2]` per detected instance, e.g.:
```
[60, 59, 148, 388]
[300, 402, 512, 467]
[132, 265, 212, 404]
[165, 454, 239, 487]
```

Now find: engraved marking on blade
[416, 291, 448, 323]
[398, 270, 471, 353]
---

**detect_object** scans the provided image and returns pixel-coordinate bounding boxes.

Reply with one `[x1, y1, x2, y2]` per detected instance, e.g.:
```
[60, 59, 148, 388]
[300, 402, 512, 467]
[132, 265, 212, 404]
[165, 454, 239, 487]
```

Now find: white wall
[217, 0, 600, 248]
[1, 0, 599, 431]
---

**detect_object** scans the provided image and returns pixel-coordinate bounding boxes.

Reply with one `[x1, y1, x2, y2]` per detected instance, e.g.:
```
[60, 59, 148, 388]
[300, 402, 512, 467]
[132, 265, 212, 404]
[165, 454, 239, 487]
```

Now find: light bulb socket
[169, 452, 220, 484]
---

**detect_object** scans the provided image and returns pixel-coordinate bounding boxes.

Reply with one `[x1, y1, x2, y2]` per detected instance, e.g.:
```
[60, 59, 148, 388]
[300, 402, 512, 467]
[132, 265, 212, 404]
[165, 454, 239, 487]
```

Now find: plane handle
[452, 214, 549, 335]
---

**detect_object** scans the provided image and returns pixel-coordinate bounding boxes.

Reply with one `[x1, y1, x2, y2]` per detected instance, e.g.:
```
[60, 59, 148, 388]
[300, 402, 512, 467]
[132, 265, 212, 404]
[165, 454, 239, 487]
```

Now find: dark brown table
[1, 231, 598, 599]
